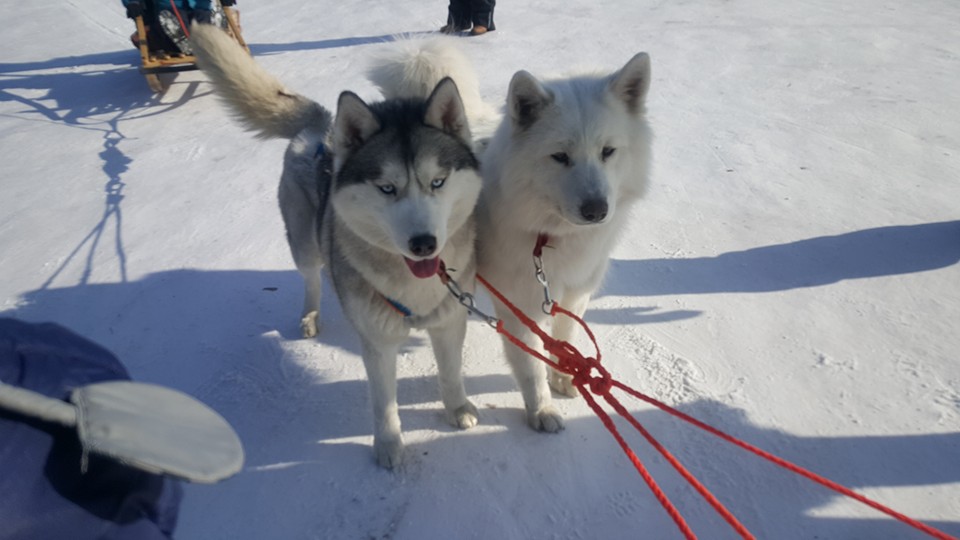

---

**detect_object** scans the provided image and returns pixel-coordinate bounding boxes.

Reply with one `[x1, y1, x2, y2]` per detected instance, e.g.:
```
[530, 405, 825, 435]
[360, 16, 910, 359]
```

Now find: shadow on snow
[601, 220, 960, 298]
[3, 256, 958, 537]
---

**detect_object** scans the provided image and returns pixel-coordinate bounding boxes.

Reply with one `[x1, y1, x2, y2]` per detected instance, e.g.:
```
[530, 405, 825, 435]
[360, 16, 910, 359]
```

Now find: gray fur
[190, 26, 484, 469]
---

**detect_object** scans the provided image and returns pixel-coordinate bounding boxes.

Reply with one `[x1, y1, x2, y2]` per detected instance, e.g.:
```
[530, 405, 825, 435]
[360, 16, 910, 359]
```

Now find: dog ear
[609, 52, 651, 114]
[332, 91, 380, 155]
[424, 77, 471, 143]
[508, 70, 553, 130]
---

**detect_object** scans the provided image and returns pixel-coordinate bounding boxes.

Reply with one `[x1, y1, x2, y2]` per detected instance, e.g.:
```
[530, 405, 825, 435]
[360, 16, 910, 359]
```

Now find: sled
[133, 3, 248, 93]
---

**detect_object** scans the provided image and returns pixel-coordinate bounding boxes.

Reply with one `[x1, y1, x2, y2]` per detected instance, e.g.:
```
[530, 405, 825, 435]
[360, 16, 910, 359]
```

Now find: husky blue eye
[431, 177, 447, 189]
[550, 152, 571, 166]
[601, 146, 616, 160]
[378, 184, 396, 195]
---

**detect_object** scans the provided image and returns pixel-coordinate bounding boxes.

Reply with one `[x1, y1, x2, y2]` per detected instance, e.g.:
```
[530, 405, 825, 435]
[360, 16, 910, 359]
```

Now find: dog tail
[367, 37, 500, 137]
[190, 24, 331, 140]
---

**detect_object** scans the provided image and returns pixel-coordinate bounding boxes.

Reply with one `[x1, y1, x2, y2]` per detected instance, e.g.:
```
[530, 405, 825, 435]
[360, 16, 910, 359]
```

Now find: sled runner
[132, 1, 248, 93]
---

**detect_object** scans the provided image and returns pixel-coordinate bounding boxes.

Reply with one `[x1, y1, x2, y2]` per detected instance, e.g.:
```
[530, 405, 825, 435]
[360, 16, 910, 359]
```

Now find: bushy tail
[189, 24, 330, 140]
[367, 37, 500, 137]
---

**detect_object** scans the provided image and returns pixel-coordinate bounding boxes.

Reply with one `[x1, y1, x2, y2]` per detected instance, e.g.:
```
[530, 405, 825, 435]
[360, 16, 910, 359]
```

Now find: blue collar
[383, 296, 413, 318]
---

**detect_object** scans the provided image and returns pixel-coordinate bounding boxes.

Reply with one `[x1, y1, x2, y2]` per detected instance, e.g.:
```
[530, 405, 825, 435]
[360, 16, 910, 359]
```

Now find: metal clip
[441, 269, 500, 328]
[533, 254, 554, 315]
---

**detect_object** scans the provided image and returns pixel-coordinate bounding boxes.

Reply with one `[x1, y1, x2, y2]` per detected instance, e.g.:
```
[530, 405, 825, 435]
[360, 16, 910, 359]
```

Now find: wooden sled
[134, 5, 247, 93]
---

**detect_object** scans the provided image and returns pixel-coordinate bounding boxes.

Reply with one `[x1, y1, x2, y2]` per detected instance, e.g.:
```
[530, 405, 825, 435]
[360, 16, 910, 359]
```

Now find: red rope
[470, 271, 957, 540]
[491, 312, 698, 539]
[479, 273, 722, 538]
[581, 387, 699, 540]
[547, 305, 758, 539]
[168, 0, 190, 38]
[612, 381, 958, 540]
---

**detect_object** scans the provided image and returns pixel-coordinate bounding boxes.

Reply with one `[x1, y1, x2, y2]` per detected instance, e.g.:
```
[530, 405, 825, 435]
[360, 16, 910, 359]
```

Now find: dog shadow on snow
[599, 220, 960, 300]
[5, 264, 959, 537]
[222, 392, 960, 539]
[189, 378, 960, 539]
[6, 268, 370, 377]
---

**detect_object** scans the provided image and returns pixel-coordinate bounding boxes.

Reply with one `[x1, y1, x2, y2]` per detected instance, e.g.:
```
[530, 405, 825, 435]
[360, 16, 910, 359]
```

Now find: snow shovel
[0, 379, 244, 484]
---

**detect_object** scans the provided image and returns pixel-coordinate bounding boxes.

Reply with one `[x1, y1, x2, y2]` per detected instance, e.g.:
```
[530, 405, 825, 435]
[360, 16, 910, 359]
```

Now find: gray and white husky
[189, 26, 483, 468]
[376, 41, 653, 432]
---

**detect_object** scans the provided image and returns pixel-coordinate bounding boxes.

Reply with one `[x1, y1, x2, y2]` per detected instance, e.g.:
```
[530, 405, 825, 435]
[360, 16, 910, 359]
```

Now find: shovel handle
[0, 381, 77, 427]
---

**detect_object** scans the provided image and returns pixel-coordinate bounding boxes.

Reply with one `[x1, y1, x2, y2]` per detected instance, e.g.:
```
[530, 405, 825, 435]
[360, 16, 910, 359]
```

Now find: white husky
[375, 41, 653, 432]
[189, 26, 484, 468]
[477, 56, 652, 431]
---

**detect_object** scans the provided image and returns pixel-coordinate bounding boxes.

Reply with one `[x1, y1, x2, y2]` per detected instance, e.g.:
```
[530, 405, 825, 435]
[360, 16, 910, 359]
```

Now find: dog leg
[299, 268, 322, 338]
[359, 338, 404, 469]
[498, 311, 564, 432]
[278, 160, 324, 338]
[548, 291, 592, 397]
[428, 310, 479, 429]
[285, 239, 323, 338]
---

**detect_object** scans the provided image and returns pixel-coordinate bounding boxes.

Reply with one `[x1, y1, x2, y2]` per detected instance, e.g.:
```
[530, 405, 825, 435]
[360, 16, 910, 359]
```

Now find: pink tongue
[404, 256, 440, 279]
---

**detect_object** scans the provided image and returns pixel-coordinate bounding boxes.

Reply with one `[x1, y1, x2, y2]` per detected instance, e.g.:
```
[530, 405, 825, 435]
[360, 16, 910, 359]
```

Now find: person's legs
[441, 0, 472, 33]
[192, 10, 212, 23]
[470, 0, 495, 33]
[190, 0, 214, 24]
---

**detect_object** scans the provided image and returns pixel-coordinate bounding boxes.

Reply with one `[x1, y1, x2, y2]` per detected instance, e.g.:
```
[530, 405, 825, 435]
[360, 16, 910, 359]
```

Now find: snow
[2, 0, 959, 538]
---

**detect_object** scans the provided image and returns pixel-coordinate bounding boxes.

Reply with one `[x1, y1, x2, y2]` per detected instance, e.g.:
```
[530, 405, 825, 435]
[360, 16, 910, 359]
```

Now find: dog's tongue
[404, 256, 441, 279]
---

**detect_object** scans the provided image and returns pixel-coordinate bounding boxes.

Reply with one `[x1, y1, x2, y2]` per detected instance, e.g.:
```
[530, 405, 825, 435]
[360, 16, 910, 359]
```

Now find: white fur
[371, 39, 653, 432]
[478, 54, 653, 428]
[367, 37, 501, 139]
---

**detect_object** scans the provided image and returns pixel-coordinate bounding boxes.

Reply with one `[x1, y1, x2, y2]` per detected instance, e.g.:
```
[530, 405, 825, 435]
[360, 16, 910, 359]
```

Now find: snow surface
[2, 0, 959, 538]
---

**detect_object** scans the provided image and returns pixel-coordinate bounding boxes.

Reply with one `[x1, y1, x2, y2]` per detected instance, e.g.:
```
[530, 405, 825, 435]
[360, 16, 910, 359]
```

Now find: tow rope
[435, 241, 956, 540]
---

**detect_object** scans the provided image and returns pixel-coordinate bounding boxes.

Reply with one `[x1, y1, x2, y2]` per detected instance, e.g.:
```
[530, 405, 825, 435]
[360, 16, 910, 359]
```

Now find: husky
[477, 56, 652, 431]
[189, 25, 483, 468]
[375, 41, 653, 432]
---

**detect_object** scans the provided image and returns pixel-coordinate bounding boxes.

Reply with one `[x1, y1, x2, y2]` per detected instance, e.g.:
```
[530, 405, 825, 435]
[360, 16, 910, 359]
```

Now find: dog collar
[382, 295, 413, 318]
[534, 233, 551, 257]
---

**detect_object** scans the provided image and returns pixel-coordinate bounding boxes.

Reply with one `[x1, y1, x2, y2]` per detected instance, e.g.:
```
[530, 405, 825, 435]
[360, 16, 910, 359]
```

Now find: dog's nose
[579, 199, 609, 223]
[408, 234, 438, 257]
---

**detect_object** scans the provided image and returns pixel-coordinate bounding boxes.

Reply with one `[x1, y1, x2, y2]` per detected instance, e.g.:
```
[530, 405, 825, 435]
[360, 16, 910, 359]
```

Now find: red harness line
[613, 377, 958, 540]
[459, 251, 956, 540]
[477, 273, 748, 539]
[168, 0, 190, 38]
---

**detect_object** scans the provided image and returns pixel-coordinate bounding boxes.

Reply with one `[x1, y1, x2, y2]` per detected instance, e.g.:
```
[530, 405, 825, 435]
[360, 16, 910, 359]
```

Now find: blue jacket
[0, 319, 182, 540]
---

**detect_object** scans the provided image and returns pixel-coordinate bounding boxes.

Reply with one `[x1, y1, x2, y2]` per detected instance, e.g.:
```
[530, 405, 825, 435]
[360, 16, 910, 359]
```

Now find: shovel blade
[71, 381, 244, 483]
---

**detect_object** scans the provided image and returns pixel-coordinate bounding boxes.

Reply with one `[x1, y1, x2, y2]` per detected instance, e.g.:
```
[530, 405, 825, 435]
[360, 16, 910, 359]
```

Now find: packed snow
[1, 0, 958, 538]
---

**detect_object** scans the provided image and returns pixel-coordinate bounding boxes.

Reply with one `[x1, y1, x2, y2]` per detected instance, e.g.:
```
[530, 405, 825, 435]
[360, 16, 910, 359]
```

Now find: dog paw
[528, 406, 565, 433]
[373, 436, 404, 469]
[448, 401, 479, 429]
[300, 311, 319, 338]
[549, 369, 580, 397]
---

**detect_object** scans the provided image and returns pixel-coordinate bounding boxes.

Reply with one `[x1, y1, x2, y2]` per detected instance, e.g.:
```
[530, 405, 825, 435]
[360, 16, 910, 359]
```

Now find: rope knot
[557, 349, 612, 396]
[587, 359, 613, 395]
[574, 357, 612, 396]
